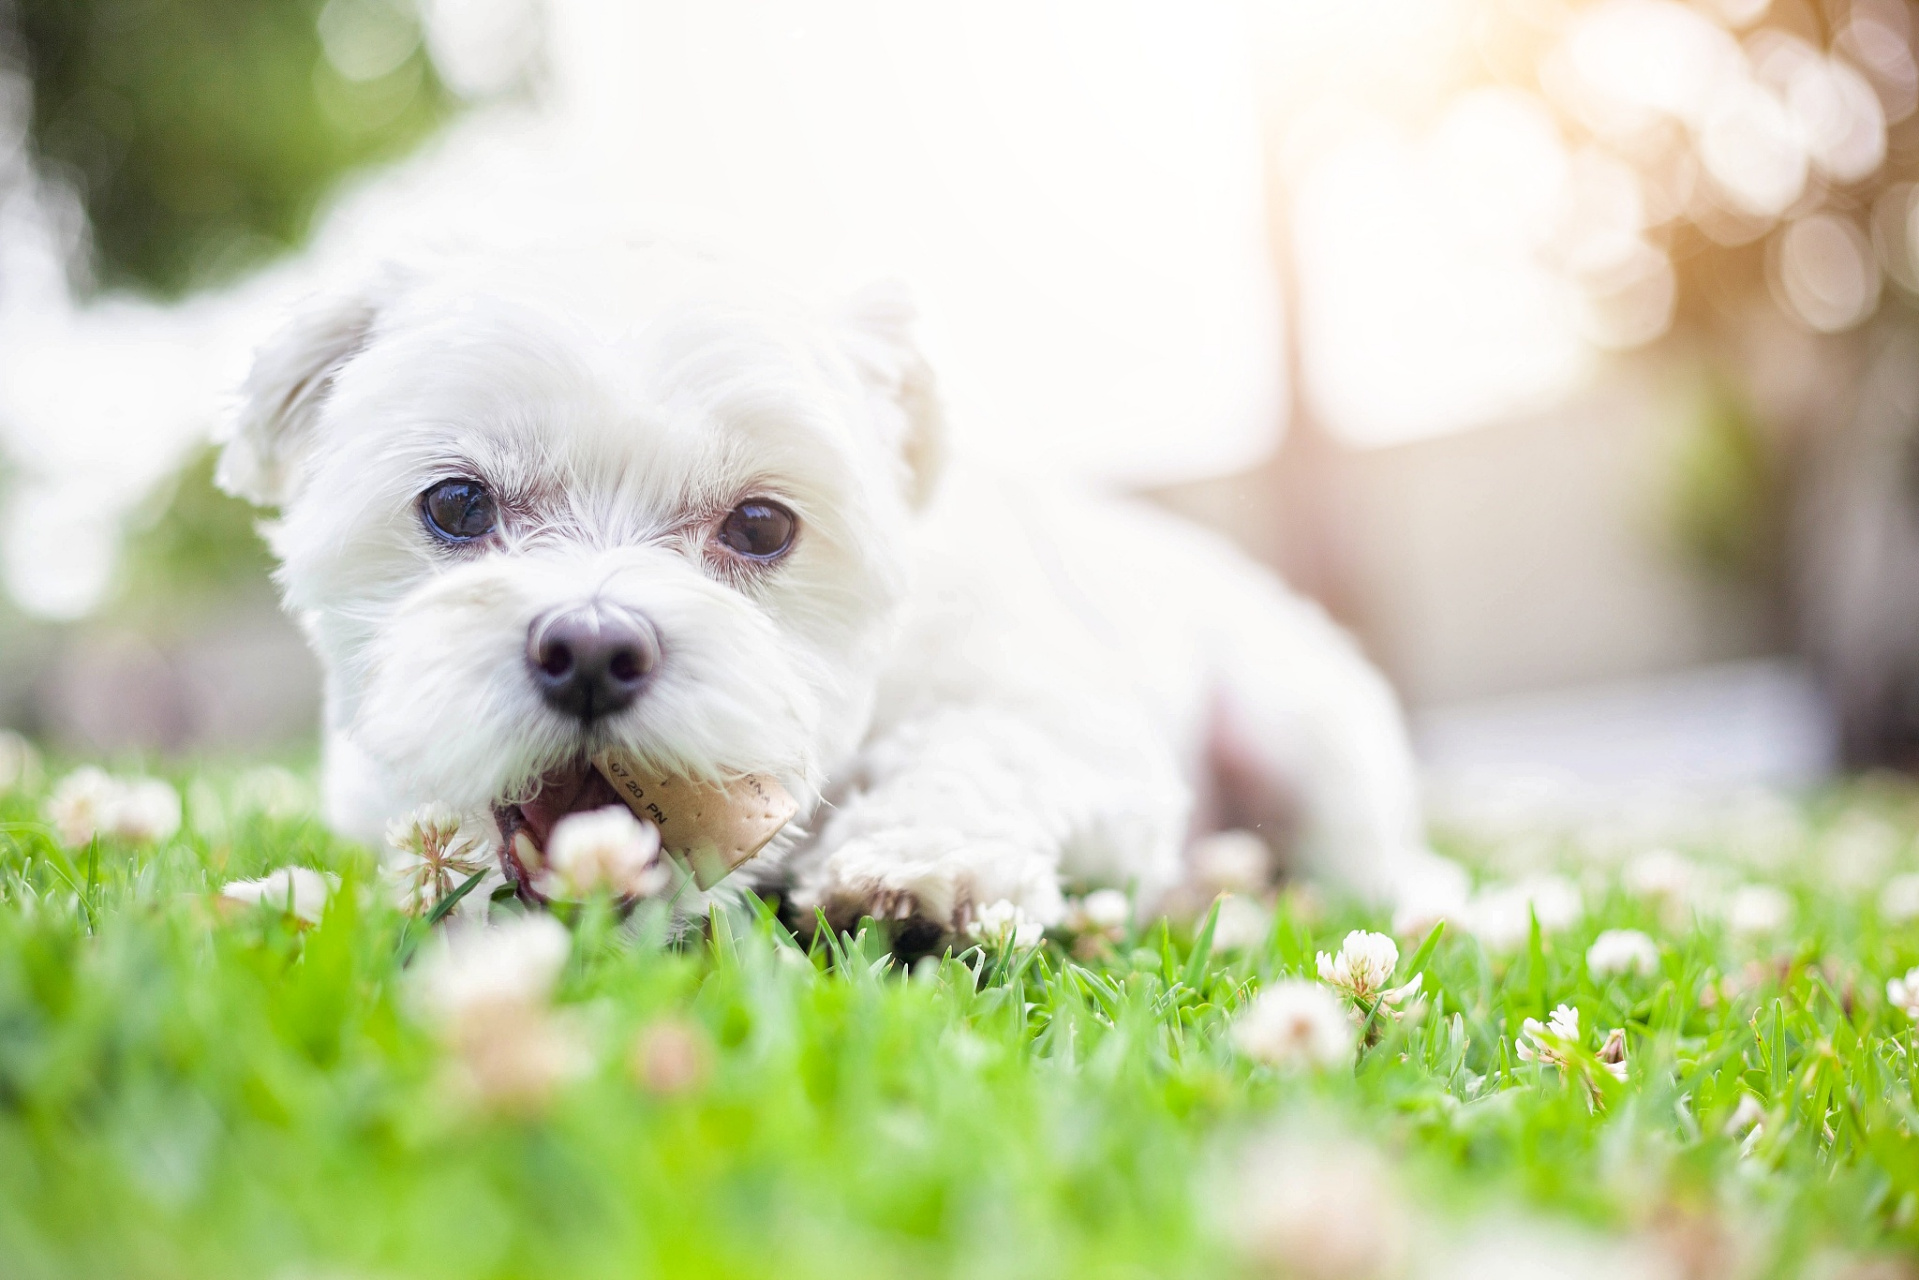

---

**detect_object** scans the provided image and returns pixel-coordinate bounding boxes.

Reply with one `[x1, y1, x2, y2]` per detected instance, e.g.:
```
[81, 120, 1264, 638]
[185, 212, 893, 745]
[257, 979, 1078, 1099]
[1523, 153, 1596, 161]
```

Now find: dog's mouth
[492, 759, 625, 899]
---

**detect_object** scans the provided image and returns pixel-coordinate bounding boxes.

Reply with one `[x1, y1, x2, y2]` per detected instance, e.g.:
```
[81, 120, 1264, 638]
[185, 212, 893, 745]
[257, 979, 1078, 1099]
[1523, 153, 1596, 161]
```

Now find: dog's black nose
[526, 603, 659, 721]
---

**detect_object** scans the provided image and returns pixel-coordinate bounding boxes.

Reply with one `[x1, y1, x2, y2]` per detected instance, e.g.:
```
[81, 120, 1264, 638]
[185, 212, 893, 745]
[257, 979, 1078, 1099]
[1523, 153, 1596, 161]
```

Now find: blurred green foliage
[1667, 377, 1780, 583]
[12, 0, 451, 296]
[114, 446, 278, 627]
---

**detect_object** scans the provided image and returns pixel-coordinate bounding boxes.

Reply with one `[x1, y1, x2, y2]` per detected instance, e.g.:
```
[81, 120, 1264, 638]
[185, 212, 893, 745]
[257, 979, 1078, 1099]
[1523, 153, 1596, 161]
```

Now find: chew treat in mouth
[592, 750, 797, 889]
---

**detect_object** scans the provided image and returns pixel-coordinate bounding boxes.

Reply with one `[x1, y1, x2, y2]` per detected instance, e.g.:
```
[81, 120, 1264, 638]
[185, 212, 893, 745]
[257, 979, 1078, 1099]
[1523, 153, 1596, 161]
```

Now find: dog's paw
[799, 825, 1064, 949]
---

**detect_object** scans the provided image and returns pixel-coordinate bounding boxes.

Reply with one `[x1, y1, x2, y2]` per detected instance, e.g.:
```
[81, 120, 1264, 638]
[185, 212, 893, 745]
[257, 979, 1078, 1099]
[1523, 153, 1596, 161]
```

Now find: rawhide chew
[591, 751, 797, 888]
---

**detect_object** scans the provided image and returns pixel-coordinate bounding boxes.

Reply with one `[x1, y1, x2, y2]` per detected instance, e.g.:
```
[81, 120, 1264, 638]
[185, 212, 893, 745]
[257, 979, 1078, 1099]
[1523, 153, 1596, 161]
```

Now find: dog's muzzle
[525, 601, 660, 722]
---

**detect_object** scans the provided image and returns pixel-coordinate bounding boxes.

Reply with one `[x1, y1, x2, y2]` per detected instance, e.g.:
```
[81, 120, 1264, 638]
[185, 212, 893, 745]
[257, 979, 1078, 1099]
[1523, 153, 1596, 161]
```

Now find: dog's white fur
[219, 244, 1461, 934]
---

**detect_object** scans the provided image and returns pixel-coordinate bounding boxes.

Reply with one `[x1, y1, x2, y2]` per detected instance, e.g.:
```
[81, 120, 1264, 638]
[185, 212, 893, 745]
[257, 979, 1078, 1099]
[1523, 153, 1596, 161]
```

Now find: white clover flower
[1211, 894, 1272, 952]
[1522, 874, 1582, 930]
[412, 914, 587, 1112]
[385, 802, 495, 913]
[0, 730, 41, 793]
[1080, 888, 1131, 930]
[1232, 980, 1355, 1070]
[1188, 829, 1271, 895]
[107, 777, 181, 843]
[1881, 873, 1919, 924]
[1888, 967, 1919, 1020]
[630, 1017, 714, 1097]
[44, 767, 120, 847]
[1225, 1129, 1409, 1280]
[1723, 1093, 1765, 1140]
[442, 998, 591, 1113]
[1433, 1218, 1672, 1280]
[44, 768, 180, 846]
[1316, 930, 1400, 1001]
[1622, 847, 1698, 900]
[1585, 928, 1659, 979]
[534, 805, 667, 900]
[1387, 854, 1469, 939]
[1724, 884, 1791, 938]
[968, 898, 1045, 949]
[220, 866, 339, 925]
[1066, 888, 1132, 935]
[1461, 875, 1583, 952]
[1516, 1003, 1583, 1070]
[414, 913, 573, 1023]
[1388, 894, 1450, 941]
[1517, 1009, 1626, 1086]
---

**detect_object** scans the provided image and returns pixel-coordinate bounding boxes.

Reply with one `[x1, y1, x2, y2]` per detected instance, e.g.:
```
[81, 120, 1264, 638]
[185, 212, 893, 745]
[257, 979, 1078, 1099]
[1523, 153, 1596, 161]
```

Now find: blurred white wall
[1340, 364, 1774, 703]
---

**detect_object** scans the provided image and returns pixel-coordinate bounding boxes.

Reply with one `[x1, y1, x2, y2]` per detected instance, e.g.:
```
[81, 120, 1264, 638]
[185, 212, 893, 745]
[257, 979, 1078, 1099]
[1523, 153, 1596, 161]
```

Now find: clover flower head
[534, 805, 667, 901]
[1462, 875, 1583, 952]
[415, 918, 591, 1115]
[221, 866, 339, 925]
[1389, 866, 1468, 940]
[1316, 930, 1400, 1001]
[1586, 928, 1659, 979]
[1232, 980, 1355, 1070]
[1516, 1006, 1627, 1086]
[1227, 1129, 1410, 1280]
[1724, 1094, 1765, 1140]
[1888, 967, 1919, 1020]
[386, 803, 495, 914]
[46, 768, 179, 847]
[968, 899, 1045, 949]
[1596, 1027, 1628, 1081]
[414, 914, 573, 1025]
[1188, 830, 1272, 895]
[631, 1018, 714, 1097]
[1622, 848, 1697, 900]
[1725, 884, 1791, 938]
[108, 777, 183, 843]
[1516, 1003, 1582, 1069]
[1883, 873, 1919, 925]
[45, 767, 119, 847]
[1066, 888, 1131, 935]
[0, 730, 42, 794]
[1211, 894, 1272, 952]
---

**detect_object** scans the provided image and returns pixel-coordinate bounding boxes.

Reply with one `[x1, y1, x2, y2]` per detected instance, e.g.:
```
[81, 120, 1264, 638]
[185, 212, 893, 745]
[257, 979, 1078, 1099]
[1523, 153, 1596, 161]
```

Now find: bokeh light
[1770, 211, 1881, 331]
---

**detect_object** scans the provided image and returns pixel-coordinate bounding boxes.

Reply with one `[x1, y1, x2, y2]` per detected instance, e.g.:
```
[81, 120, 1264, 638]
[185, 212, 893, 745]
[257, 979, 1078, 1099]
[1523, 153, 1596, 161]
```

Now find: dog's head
[219, 247, 941, 857]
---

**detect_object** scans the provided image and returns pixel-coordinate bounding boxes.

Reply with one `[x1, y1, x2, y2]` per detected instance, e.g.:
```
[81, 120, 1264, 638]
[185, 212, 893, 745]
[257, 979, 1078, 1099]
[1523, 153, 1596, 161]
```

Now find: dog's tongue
[517, 762, 624, 849]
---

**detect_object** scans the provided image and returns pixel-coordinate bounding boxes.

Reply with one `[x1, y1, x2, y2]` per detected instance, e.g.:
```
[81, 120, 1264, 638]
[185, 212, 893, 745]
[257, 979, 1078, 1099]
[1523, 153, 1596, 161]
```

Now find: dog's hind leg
[1200, 578, 1466, 915]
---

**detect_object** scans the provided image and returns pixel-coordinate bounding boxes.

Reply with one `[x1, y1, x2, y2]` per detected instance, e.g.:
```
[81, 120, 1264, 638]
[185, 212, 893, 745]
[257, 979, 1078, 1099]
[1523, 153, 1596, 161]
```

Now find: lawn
[4, 753, 1919, 1280]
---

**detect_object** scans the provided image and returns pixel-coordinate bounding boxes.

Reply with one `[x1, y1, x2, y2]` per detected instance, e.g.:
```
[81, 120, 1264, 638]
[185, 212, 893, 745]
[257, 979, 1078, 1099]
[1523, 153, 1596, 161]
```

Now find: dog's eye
[717, 500, 797, 560]
[421, 479, 497, 542]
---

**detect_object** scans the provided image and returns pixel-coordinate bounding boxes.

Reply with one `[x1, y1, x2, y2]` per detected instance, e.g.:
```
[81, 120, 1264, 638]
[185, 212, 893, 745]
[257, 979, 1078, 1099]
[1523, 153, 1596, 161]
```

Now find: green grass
[5, 765, 1919, 1278]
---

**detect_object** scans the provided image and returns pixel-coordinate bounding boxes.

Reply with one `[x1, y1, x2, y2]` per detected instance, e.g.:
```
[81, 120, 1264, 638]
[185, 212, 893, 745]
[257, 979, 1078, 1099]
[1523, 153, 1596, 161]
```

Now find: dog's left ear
[216, 280, 389, 508]
[838, 281, 945, 509]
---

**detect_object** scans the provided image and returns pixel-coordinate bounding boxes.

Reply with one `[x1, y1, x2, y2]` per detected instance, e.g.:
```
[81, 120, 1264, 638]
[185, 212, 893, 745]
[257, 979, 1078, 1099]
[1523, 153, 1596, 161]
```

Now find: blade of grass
[1181, 896, 1222, 990]
[395, 868, 489, 964]
[425, 868, 489, 927]
[1404, 920, 1446, 981]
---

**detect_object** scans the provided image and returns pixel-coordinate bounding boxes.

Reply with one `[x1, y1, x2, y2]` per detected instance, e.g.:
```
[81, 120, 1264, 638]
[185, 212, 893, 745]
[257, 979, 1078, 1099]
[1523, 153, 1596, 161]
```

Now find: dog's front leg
[792, 704, 1179, 949]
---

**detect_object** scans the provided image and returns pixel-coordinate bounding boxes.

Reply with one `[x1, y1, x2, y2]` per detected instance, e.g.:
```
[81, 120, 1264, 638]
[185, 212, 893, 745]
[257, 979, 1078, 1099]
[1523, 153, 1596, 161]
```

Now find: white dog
[218, 244, 1460, 943]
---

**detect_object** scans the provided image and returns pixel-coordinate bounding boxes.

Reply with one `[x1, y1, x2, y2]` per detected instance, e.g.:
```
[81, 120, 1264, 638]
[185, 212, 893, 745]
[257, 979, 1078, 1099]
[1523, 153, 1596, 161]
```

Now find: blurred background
[2, 0, 1916, 811]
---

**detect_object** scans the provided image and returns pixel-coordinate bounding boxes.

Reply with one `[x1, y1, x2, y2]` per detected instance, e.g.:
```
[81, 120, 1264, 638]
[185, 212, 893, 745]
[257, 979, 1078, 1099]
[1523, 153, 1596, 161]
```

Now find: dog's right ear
[215, 284, 385, 508]
[838, 281, 945, 510]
